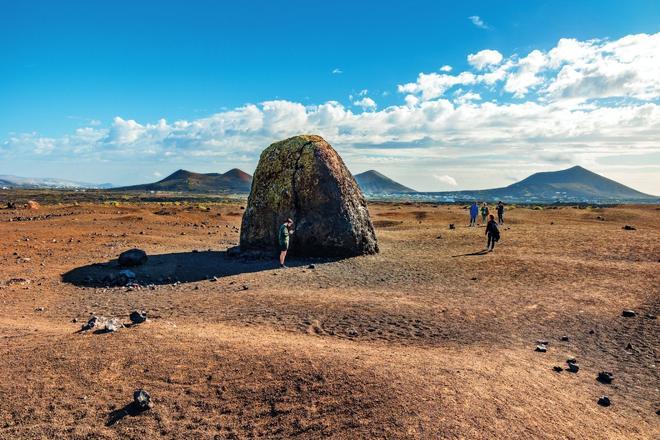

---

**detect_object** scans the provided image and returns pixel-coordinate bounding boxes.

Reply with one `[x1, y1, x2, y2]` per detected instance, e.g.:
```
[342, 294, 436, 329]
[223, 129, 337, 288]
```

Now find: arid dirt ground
[0, 198, 658, 439]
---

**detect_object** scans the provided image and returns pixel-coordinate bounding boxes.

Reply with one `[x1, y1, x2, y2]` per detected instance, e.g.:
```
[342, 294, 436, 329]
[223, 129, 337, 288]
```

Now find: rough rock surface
[239, 135, 378, 257]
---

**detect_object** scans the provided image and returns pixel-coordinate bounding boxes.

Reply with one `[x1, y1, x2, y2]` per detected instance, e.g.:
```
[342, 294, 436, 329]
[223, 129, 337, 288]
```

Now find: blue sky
[2, 0, 659, 193]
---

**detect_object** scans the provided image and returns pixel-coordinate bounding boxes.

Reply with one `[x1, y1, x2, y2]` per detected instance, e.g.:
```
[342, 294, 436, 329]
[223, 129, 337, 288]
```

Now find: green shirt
[278, 223, 290, 245]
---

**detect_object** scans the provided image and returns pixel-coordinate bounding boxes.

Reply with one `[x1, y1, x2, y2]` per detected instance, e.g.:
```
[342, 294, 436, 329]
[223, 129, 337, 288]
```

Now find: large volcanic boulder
[239, 135, 378, 258]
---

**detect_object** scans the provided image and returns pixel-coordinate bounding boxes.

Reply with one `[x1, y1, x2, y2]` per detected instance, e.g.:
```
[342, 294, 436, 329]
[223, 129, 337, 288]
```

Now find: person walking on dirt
[496, 201, 505, 225]
[485, 214, 500, 252]
[278, 218, 294, 268]
[469, 202, 478, 227]
[480, 202, 489, 225]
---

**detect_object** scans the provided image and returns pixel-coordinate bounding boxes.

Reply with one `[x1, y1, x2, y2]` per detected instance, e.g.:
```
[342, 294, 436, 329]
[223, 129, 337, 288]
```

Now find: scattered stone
[597, 396, 611, 407]
[625, 342, 635, 352]
[566, 359, 579, 373]
[622, 309, 637, 318]
[118, 269, 136, 286]
[347, 328, 359, 337]
[645, 314, 656, 320]
[26, 200, 40, 210]
[535, 344, 547, 352]
[553, 366, 563, 373]
[119, 269, 136, 279]
[596, 216, 605, 221]
[448, 223, 455, 230]
[81, 316, 123, 333]
[622, 225, 636, 230]
[597, 371, 614, 384]
[307, 264, 315, 269]
[129, 310, 148, 324]
[104, 318, 123, 333]
[239, 135, 378, 258]
[118, 249, 148, 267]
[81, 316, 101, 331]
[35, 307, 45, 312]
[240, 284, 249, 290]
[133, 389, 152, 410]
[560, 335, 569, 341]
[589, 329, 595, 335]
[6, 278, 30, 286]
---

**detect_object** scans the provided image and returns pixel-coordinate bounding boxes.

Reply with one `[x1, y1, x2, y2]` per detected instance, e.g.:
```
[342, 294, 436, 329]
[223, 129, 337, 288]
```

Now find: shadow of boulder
[62, 250, 334, 287]
[106, 401, 150, 426]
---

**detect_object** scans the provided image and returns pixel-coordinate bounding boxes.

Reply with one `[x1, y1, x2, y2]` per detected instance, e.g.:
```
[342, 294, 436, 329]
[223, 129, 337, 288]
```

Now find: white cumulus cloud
[467, 49, 503, 70]
[2, 32, 660, 193]
[353, 97, 377, 110]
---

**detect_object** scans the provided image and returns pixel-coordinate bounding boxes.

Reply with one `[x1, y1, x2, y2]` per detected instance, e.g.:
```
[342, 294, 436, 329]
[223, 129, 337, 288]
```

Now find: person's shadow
[451, 249, 491, 257]
[61, 250, 333, 287]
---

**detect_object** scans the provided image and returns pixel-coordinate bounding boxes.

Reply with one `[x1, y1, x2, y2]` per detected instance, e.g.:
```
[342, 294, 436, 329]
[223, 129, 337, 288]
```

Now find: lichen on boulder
[239, 135, 378, 258]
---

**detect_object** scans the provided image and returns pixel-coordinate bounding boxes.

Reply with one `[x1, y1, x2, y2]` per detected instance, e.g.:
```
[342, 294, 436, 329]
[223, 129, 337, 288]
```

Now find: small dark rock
[553, 366, 563, 373]
[625, 342, 635, 351]
[597, 396, 611, 407]
[560, 335, 569, 341]
[622, 309, 637, 318]
[118, 249, 148, 267]
[307, 264, 315, 269]
[133, 389, 152, 409]
[129, 310, 148, 324]
[589, 329, 595, 334]
[622, 225, 636, 230]
[566, 360, 579, 373]
[448, 224, 455, 230]
[597, 371, 614, 384]
[81, 316, 100, 331]
[645, 314, 657, 320]
[535, 344, 547, 353]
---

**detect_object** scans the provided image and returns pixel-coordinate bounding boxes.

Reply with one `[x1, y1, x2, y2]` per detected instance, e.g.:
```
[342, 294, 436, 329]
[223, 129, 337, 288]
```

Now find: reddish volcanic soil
[0, 200, 658, 439]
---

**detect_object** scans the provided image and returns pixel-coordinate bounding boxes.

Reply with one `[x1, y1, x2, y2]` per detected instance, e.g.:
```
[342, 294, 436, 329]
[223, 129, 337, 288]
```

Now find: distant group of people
[277, 201, 506, 266]
[469, 201, 504, 252]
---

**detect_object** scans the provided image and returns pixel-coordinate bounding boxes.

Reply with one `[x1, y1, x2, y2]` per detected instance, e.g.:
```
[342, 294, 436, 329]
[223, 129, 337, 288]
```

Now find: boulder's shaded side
[239, 135, 378, 257]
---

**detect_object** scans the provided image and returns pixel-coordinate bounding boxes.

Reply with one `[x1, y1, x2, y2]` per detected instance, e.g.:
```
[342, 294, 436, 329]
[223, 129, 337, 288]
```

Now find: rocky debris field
[0, 200, 658, 439]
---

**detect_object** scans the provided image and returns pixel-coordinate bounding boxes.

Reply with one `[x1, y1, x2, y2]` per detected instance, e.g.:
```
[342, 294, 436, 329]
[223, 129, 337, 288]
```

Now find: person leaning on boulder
[278, 218, 294, 268]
